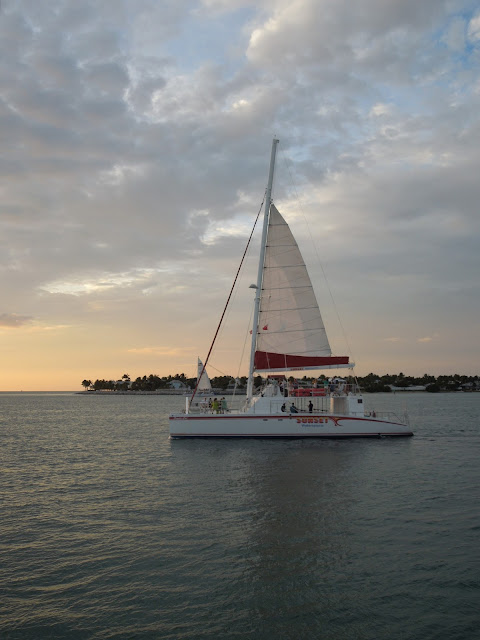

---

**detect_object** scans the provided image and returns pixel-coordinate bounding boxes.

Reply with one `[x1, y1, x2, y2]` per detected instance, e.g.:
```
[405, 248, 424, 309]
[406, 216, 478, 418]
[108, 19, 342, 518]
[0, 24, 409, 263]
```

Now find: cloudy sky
[1, 0, 479, 390]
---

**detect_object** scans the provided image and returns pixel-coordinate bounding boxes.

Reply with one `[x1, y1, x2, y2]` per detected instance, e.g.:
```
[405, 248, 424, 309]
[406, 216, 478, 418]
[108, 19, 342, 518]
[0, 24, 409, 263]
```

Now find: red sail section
[254, 351, 349, 371]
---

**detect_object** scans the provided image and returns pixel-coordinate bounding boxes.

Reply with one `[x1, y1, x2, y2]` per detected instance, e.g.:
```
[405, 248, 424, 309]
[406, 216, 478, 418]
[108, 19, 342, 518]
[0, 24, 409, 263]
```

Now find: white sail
[197, 358, 212, 391]
[255, 205, 348, 371]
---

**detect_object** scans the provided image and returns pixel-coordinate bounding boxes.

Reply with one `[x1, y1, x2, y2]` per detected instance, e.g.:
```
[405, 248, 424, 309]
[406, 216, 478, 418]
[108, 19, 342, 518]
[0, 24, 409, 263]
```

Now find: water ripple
[1, 392, 479, 639]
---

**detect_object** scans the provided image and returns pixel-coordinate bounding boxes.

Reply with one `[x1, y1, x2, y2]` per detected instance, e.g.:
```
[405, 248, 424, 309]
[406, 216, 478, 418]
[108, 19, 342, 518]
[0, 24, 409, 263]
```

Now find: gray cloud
[0, 313, 34, 327]
[1, 0, 479, 377]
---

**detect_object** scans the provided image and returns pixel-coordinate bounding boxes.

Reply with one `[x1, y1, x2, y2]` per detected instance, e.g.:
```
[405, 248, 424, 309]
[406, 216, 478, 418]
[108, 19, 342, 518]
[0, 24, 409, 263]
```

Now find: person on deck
[281, 403, 286, 412]
[212, 398, 219, 413]
[221, 397, 228, 413]
[308, 401, 313, 413]
[290, 403, 298, 413]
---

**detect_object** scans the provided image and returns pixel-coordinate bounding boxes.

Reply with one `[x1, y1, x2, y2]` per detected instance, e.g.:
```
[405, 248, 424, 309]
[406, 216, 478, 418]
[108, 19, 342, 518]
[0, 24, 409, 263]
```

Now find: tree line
[356, 372, 479, 393]
[81, 372, 479, 393]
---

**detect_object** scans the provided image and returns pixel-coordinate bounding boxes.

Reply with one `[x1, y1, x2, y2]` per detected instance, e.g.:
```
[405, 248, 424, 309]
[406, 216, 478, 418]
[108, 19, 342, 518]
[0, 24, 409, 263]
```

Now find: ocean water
[1, 392, 479, 639]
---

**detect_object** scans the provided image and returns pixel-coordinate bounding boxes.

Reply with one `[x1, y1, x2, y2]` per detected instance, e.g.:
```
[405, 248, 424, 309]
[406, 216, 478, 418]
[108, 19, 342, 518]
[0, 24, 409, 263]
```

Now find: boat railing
[366, 410, 409, 425]
[284, 383, 360, 398]
[241, 395, 331, 415]
[187, 395, 246, 414]
[252, 381, 361, 400]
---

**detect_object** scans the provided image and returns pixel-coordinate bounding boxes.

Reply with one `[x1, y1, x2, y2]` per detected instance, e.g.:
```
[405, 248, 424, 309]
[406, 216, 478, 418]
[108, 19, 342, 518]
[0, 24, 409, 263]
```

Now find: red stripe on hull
[170, 432, 413, 438]
[169, 414, 408, 427]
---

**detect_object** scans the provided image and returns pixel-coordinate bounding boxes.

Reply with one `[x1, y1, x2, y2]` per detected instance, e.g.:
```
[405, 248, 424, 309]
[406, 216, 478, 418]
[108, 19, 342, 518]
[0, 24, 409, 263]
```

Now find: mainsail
[254, 204, 349, 372]
[196, 358, 212, 391]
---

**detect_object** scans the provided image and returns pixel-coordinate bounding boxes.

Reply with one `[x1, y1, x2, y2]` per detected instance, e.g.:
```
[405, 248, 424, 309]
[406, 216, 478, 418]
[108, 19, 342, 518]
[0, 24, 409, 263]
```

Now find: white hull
[169, 413, 413, 438]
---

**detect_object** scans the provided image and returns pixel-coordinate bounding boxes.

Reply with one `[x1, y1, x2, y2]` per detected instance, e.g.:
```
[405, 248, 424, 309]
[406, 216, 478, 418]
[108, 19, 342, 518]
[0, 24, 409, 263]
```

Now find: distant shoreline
[76, 389, 246, 396]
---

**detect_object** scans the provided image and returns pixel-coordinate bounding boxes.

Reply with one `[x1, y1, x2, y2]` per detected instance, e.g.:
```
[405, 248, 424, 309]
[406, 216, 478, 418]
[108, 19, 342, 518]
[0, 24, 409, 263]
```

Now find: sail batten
[262, 286, 317, 291]
[264, 264, 307, 269]
[257, 305, 321, 313]
[255, 336, 326, 340]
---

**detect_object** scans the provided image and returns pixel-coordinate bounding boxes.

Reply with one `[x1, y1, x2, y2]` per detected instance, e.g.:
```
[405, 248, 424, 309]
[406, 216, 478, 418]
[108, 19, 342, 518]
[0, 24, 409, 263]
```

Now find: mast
[246, 138, 279, 400]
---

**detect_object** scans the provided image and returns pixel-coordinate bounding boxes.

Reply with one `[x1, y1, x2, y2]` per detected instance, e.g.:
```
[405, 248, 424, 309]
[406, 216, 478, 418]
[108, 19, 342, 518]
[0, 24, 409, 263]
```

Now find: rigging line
[233, 302, 255, 399]
[207, 362, 231, 377]
[280, 149, 356, 373]
[190, 192, 266, 406]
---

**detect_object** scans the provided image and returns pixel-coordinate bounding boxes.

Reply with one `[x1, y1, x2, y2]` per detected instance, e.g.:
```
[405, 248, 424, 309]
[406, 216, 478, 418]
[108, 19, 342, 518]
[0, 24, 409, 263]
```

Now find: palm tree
[82, 379, 92, 390]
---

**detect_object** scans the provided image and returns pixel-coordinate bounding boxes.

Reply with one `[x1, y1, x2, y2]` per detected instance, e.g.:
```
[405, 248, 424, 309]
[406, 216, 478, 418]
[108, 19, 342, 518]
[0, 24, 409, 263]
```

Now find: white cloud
[369, 103, 392, 117]
[467, 12, 480, 40]
[417, 333, 440, 343]
[98, 163, 147, 186]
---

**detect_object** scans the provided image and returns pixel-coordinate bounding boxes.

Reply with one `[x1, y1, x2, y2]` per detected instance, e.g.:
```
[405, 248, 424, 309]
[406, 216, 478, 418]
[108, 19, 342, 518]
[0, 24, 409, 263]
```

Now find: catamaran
[169, 139, 413, 438]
